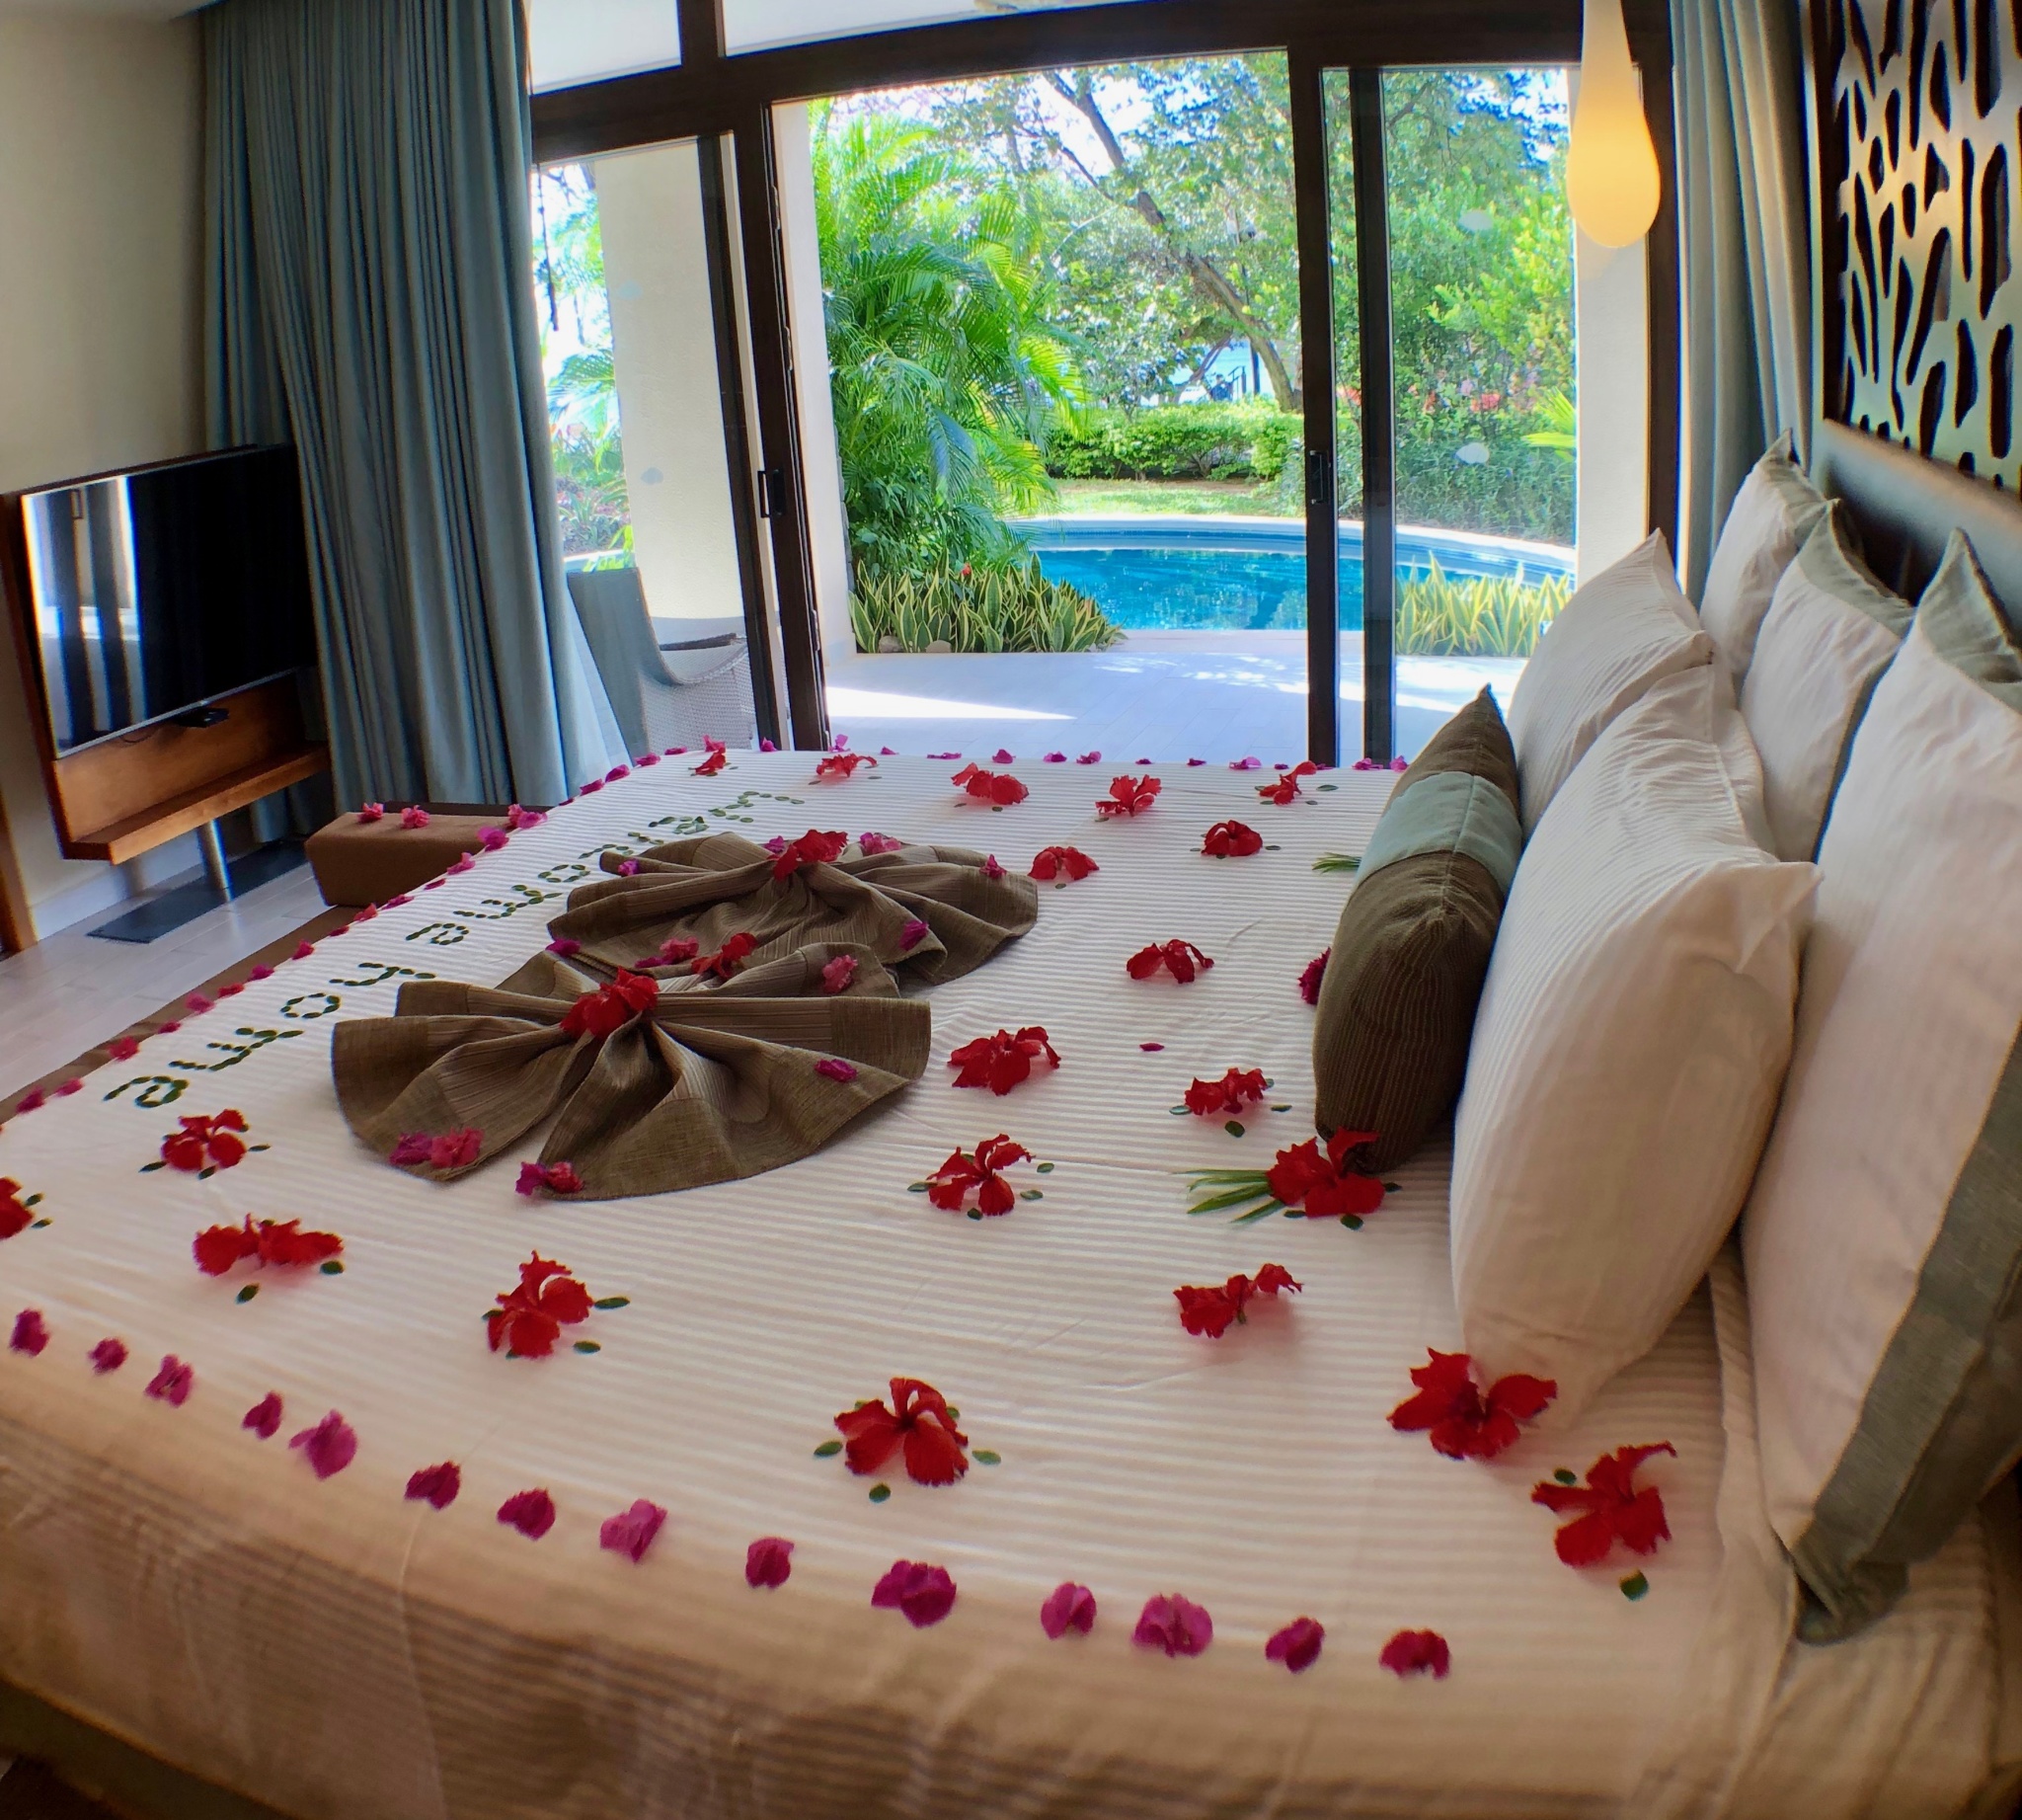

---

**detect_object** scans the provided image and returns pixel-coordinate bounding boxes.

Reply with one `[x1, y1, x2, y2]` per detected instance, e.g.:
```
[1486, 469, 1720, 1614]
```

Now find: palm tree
[814, 109, 1080, 579]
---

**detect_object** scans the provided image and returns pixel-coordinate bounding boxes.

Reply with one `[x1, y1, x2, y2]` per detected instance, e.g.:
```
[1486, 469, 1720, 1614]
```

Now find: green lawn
[1043, 477, 1299, 518]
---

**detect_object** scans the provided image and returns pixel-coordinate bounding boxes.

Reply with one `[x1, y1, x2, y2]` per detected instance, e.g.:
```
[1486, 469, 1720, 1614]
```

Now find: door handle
[756, 467, 787, 517]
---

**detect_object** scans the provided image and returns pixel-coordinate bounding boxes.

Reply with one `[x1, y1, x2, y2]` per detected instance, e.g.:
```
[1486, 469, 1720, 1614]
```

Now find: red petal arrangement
[194, 1217, 343, 1277]
[1096, 775, 1161, 818]
[1389, 1349, 1557, 1461]
[0, 1179, 39, 1239]
[872, 1559, 958, 1626]
[160, 1110, 250, 1173]
[1173, 1264, 1301, 1337]
[561, 970, 661, 1037]
[1201, 820, 1263, 857]
[1183, 1068, 1268, 1118]
[1380, 1629, 1450, 1679]
[814, 752, 877, 780]
[834, 1377, 969, 1484]
[1298, 949, 1330, 1004]
[923, 1135, 1031, 1216]
[390, 1128, 484, 1170]
[1257, 760, 1320, 806]
[1531, 1444, 1676, 1565]
[772, 829, 848, 879]
[952, 763, 1028, 806]
[1030, 845, 1098, 881]
[486, 1253, 595, 1358]
[1132, 1593, 1212, 1656]
[1266, 1131, 1386, 1219]
[949, 1027, 1059, 1095]
[692, 737, 729, 776]
[1265, 1617, 1325, 1673]
[694, 932, 757, 981]
[1127, 939, 1213, 984]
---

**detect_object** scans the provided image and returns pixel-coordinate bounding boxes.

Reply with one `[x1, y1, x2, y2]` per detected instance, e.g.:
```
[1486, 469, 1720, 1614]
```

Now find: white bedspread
[0, 753, 2009, 1820]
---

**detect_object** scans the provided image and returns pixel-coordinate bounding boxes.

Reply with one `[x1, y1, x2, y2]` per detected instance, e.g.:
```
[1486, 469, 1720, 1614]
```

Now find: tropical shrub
[1046, 402, 1300, 483]
[1393, 561, 1569, 659]
[850, 561, 1123, 654]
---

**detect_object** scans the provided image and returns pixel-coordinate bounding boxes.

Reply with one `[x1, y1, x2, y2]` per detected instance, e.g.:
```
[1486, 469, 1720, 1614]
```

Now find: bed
[0, 703, 2017, 1819]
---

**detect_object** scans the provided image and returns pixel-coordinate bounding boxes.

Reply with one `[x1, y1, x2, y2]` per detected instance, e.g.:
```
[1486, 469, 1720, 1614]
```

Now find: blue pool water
[1018, 517, 1574, 634]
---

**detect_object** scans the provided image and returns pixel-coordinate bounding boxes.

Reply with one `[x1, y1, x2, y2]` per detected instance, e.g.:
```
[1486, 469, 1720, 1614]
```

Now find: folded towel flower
[333, 946, 932, 1202]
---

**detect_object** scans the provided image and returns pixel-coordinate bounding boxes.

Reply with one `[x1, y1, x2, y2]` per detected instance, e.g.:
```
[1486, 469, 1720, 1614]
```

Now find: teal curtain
[204, 0, 622, 808]
[1672, 0, 1813, 596]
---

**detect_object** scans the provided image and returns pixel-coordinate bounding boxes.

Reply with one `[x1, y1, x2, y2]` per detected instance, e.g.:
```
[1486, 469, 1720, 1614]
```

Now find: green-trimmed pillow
[1312, 688, 1520, 1171]
[1743, 530, 2022, 1638]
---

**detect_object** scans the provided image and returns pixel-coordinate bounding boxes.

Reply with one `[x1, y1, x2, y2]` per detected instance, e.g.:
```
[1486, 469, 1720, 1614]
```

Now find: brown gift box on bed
[305, 812, 505, 908]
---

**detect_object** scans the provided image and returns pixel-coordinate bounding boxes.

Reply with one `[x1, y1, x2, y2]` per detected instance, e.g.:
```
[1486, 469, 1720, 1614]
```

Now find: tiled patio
[824, 630, 1526, 764]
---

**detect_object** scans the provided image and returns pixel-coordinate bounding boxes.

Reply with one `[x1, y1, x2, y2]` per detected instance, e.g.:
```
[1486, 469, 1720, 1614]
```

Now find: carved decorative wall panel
[1821, 0, 2021, 488]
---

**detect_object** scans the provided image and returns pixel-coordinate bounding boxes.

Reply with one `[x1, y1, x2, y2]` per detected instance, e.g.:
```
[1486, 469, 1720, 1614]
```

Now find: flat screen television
[17, 445, 317, 755]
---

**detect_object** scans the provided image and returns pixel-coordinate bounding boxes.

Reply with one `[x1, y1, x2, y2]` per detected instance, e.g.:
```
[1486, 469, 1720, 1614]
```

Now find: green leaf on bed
[24, 1194, 40, 1208]
[868, 1483, 892, 1503]
[1313, 852, 1361, 873]
[1340, 1213, 1362, 1228]
[31, 1220, 49, 1229]
[814, 1439, 842, 1458]
[1317, 782, 1338, 792]
[973, 1449, 1001, 1465]
[236, 1284, 258, 1303]
[320, 1260, 344, 1275]
[1223, 1120, 1245, 1138]
[1554, 1467, 1579, 1484]
[592, 1296, 630, 1309]
[1020, 1189, 1043, 1201]
[1619, 1572, 1650, 1601]
[573, 1339, 600, 1354]
[1231, 1200, 1286, 1225]
[907, 1182, 927, 1193]
[1036, 1162, 1054, 1173]
[139, 1160, 166, 1173]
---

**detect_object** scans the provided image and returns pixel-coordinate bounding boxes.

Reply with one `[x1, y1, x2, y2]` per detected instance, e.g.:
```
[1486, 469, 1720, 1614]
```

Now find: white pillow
[1506, 530, 1714, 832]
[1741, 504, 1911, 861]
[1451, 665, 1816, 1420]
[1699, 431, 1828, 683]
[1742, 531, 2022, 1641]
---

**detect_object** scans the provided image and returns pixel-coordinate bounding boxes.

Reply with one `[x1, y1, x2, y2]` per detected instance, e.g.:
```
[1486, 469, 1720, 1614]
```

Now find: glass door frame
[534, 0, 1679, 758]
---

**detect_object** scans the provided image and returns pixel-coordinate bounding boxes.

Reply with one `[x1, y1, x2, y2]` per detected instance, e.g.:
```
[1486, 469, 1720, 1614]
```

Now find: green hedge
[851, 561, 1124, 654]
[1046, 402, 1300, 483]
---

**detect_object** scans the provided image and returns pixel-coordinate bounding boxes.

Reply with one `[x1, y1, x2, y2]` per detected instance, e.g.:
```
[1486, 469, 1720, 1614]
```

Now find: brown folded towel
[331, 944, 929, 1200]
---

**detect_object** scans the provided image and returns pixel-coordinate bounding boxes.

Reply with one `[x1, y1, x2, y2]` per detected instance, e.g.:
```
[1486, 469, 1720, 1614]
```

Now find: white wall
[593, 141, 747, 625]
[0, 8, 206, 939]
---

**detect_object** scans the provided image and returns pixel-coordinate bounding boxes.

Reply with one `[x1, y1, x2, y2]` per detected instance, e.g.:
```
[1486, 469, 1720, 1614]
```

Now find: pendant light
[1566, 0, 1661, 247]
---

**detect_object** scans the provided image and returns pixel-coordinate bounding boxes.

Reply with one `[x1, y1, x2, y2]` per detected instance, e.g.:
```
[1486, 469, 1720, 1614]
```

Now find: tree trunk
[1045, 71, 1302, 413]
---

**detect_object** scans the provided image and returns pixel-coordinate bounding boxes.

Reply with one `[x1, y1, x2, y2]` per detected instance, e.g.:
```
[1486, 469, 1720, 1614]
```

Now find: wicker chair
[566, 569, 756, 757]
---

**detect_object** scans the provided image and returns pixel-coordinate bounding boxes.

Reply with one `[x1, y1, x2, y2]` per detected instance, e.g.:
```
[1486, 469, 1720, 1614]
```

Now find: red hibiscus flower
[1173, 1263, 1301, 1337]
[948, 1027, 1058, 1095]
[1389, 1349, 1557, 1460]
[952, 763, 1028, 806]
[1380, 1629, 1450, 1678]
[1201, 820, 1264, 857]
[514, 1160, 584, 1197]
[1127, 939, 1213, 984]
[1531, 1444, 1676, 1566]
[561, 971, 661, 1038]
[0, 1179, 37, 1239]
[815, 752, 877, 780]
[1132, 1593, 1212, 1656]
[692, 736, 730, 776]
[772, 828, 848, 879]
[1298, 949, 1330, 1004]
[194, 1217, 343, 1277]
[485, 1253, 595, 1358]
[160, 1110, 250, 1173]
[1096, 775, 1161, 818]
[1266, 1616, 1325, 1673]
[390, 1128, 483, 1170]
[872, 1559, 958, 1626]
[1030, 845, 1098, 882]
[694, 931, 756, 981]
[1184, 1068, 1267, 1117]
[924, 1135, 1031, 1216]
[1264, 1130, 1385, 1219]
[1257, 760, 1320, 806]
[834, 1377, 969, 1484]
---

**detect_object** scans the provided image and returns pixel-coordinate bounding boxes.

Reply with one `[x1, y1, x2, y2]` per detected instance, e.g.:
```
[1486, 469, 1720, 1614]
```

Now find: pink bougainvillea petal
[815, 1058, 859, 1082]
[146, 1355, 193, 1405]
[498, 1488, 556, 1539]
[243, 1391, 283, 1438]
[289, 1410, 357, 1478]
[89, 1338, 128, 1374]
[899, 918, 929, 951]
[1131, 1593, 1212, 1657]
[745, 1537, 795, 1588]
[1040, 1582, 1097, 1639]
[871, 1559, 958, 1627]
[406, 1462, 462, 1509]
[10, 1309, 47, 1355]
[1265, 1616, 1325, 1672]
[598, 1498, 667, 1564]
[1379, 1628, 1451, 1679]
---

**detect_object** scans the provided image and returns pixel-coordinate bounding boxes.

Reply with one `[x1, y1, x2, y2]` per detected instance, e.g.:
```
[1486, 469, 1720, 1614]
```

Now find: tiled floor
[824, 632, 1526, 764]
[0, 861, 329, 1102]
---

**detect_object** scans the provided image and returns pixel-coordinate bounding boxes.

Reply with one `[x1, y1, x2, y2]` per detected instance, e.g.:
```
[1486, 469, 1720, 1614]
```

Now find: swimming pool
[1015, 515, 1575, 633]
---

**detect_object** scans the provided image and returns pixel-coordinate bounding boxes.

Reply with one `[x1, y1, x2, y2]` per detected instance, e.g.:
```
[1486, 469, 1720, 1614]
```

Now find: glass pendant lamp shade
[1566, 0, 1661, 247]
